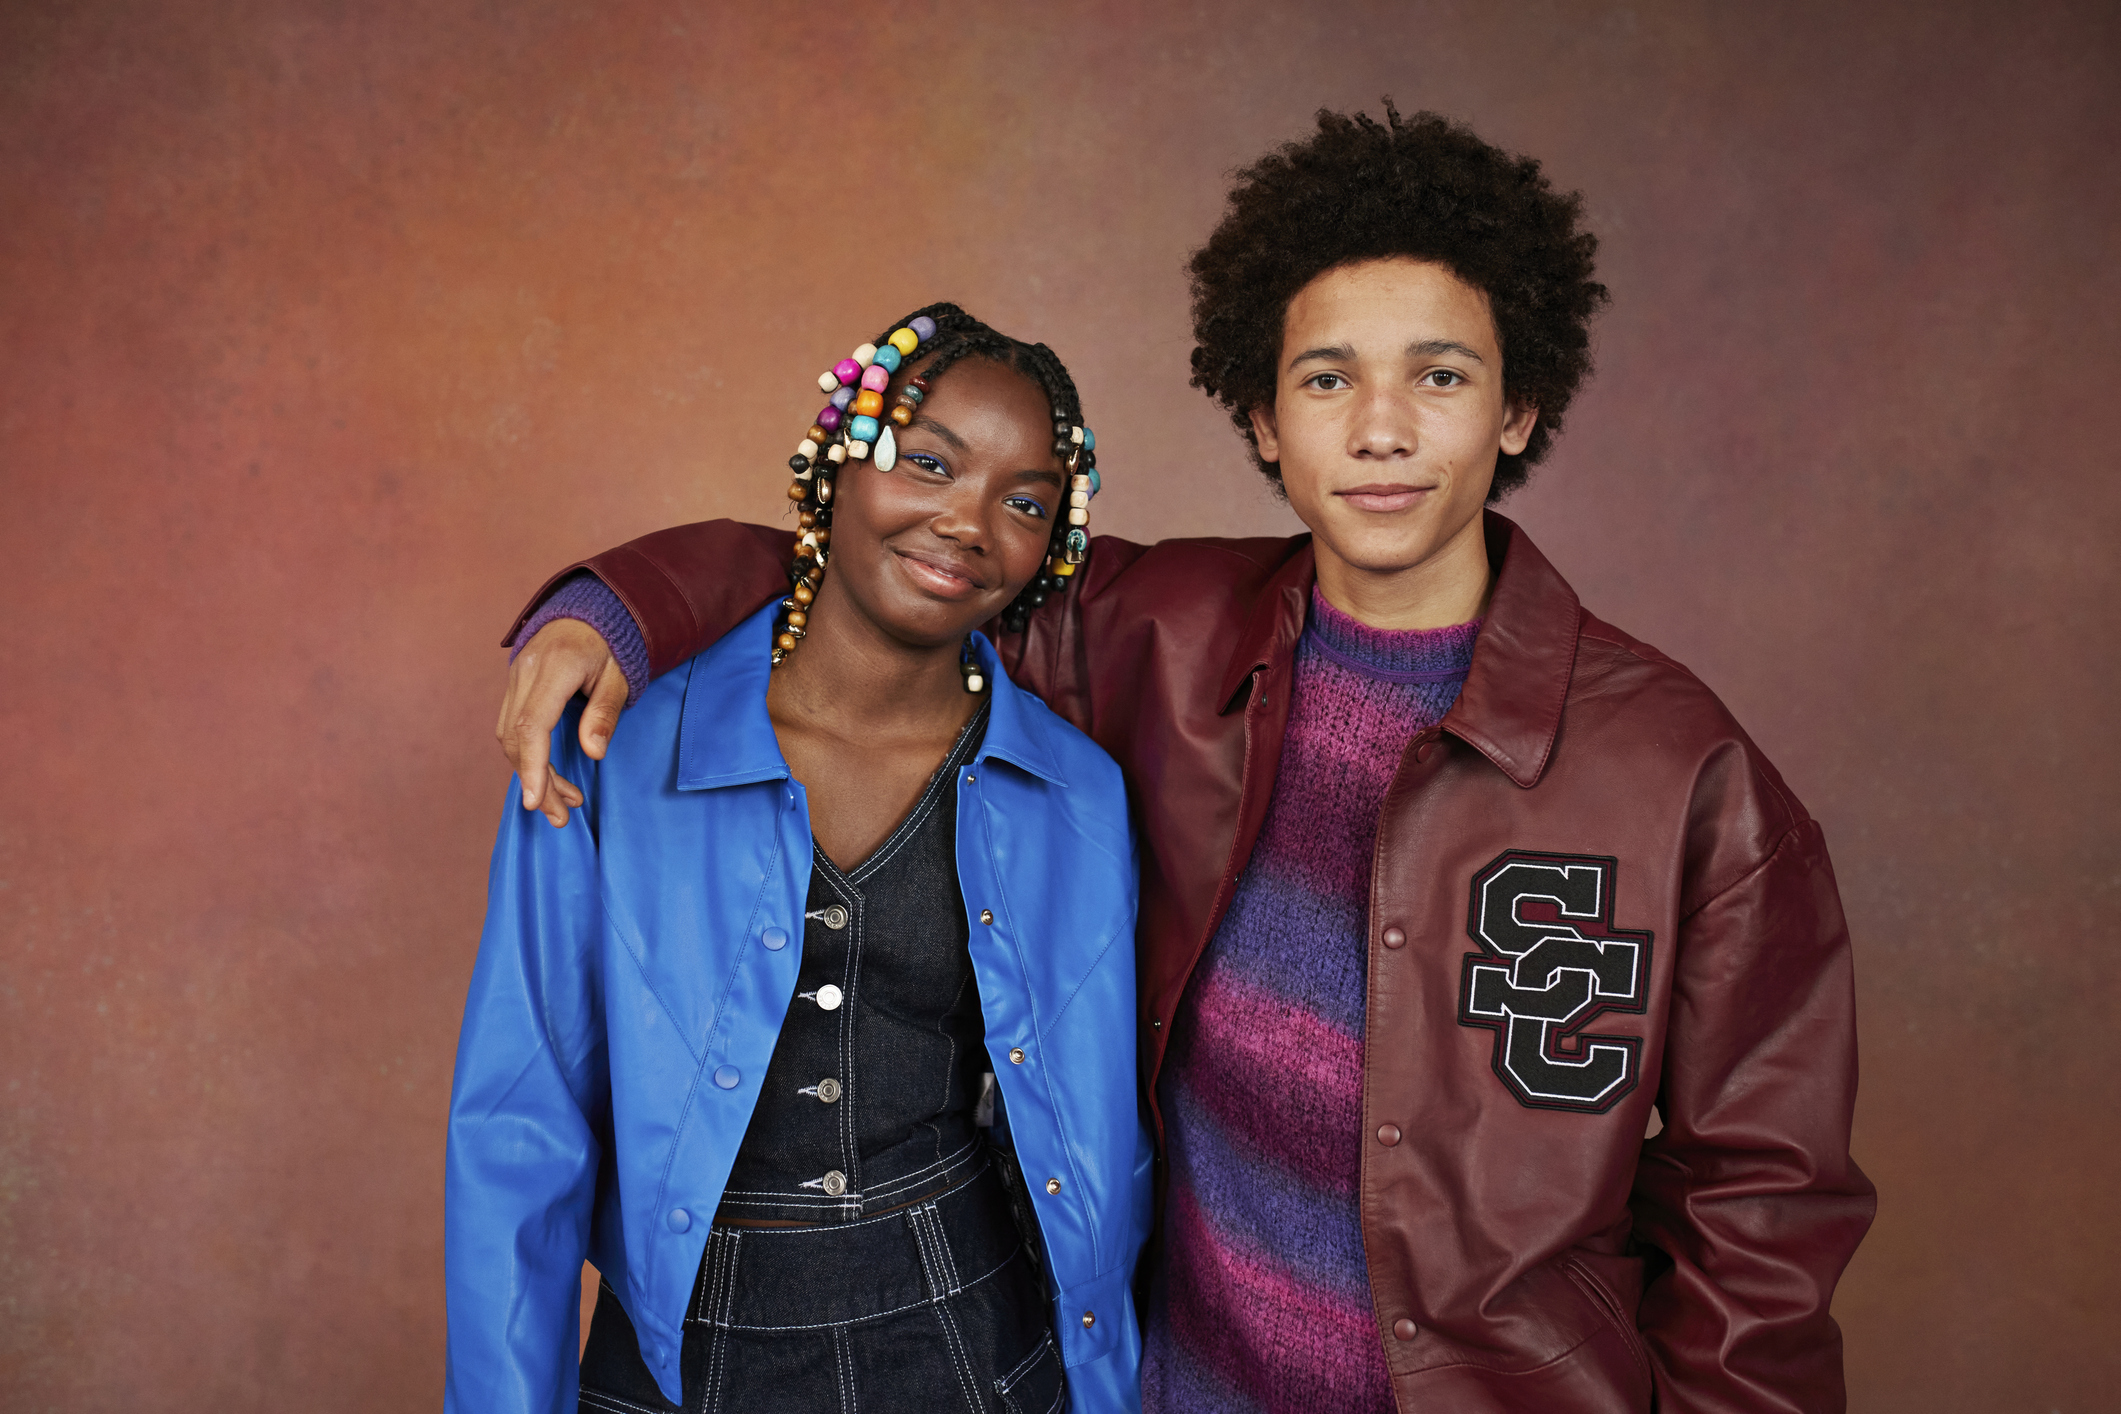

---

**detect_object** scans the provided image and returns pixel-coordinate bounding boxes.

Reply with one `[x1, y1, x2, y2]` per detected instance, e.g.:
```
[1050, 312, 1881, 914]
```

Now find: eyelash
[904, 453, 1047, 519]
[1305, 370, 1465, 390]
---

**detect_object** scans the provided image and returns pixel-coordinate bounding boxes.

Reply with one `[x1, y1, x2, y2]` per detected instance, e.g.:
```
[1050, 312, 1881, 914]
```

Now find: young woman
[444, 306, 1149, 1414]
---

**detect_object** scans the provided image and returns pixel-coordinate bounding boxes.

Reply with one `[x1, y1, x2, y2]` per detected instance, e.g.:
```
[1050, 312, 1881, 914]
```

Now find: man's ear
[1247, 402, 1282, 464]
[1500, 398, 1539, 457]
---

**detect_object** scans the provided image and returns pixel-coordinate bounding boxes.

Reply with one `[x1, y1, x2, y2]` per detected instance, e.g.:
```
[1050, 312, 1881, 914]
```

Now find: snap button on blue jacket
[445, 603, 1152, 1412]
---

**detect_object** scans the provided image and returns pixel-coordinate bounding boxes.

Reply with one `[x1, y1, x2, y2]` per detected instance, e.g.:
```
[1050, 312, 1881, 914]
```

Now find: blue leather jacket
[445, 603, 1151, 1412]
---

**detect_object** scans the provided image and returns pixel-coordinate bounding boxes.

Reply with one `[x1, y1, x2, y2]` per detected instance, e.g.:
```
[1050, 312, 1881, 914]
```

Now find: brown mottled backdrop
[3, 0, 2115, 1408]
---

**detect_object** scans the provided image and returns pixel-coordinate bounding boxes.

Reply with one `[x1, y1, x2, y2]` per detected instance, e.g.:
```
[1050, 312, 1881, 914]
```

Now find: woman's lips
[1337, 485, 1432, 513]
[894, 548, 984, 599]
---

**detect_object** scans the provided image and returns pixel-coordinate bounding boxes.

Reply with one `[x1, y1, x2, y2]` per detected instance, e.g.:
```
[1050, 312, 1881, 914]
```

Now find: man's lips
[894, 547, 986, 598]
[1335, 484, 1434, 513]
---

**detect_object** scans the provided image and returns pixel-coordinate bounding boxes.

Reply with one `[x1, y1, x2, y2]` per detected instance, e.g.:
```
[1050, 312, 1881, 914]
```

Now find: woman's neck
[766, 575, 974, 742]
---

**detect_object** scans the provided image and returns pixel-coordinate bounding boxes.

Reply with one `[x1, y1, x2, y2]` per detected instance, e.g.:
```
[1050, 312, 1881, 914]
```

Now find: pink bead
[817, 406, 843, 432]
[860, 364, 891, 392]
[833, 358, 862, 386]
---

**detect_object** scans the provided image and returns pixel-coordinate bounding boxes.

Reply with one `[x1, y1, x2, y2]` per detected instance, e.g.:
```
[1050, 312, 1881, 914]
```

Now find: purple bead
[909, 316, 937, 341]
[817, 405, 843, 432]
[860, 364, 891, 392]
[830, 385, 856, 412]
[833, 358, 862, 386]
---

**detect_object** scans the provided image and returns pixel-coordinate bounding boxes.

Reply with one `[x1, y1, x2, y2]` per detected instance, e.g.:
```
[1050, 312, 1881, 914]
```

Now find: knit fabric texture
[1142, 588, 1480, 1414]
[509, 571, 650, 706]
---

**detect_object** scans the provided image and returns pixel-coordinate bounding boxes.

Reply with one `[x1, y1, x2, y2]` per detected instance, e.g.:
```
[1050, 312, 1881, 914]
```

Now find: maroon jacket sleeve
[1631, 816, 1874, 1411]
[503, 521, 795, 679]
[502, 519, 1139, 719]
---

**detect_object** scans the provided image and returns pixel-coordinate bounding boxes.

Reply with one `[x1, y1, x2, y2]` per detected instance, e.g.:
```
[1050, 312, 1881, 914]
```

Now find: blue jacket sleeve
[445, 716, 609, 1413]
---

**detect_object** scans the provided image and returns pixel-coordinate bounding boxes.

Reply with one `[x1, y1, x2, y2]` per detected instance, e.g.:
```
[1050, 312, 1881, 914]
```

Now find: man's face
[1250, 257, 1536, 579]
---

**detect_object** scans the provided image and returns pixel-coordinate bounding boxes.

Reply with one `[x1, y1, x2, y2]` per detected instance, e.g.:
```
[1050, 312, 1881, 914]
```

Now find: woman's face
[819, 356, 1065, 649]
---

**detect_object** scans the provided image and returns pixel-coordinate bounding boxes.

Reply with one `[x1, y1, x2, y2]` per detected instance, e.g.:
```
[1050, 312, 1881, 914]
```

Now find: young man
[494, 106, 1873, 1412]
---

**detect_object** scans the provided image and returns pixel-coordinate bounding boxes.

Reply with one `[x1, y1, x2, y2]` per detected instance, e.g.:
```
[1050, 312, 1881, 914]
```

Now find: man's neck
[1311, 510, 1495, 630]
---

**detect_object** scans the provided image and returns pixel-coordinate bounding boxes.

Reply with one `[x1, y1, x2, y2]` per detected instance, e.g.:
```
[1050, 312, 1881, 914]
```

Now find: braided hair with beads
[776, 303, 1102, 685]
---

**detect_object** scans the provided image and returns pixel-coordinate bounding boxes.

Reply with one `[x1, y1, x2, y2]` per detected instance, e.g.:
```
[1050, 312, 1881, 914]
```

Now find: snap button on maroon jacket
[1381, 926, 1406, 949]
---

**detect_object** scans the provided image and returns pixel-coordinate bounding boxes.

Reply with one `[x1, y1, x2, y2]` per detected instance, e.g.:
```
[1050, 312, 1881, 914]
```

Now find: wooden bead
[798, 510, 816, 529]
[787, 481, 808, 501]
[786, 610, 807, 629]
[889, 404, 913, 426]
[888, 327, 920, 356]
[817, 371, 839, 394]
[853, 389, 885, 418]
[853, 343, 878, 368]
[793, 583, 815, 605]
[1068, 507, 1088, 525]
[813, 527, 829, 545]
[807, 425, 828, 444]
[776, 632, 797, 652]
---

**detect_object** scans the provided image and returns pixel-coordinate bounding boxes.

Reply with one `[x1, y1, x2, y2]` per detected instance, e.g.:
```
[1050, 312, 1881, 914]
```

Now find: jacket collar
[678, 603, 1067, 791]
[1213, 510, 1580, 788]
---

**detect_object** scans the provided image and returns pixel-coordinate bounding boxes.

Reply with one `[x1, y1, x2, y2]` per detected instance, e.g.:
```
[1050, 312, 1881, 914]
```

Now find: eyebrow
[912, 415, 968, 452]
[1286, 338, 1487, 370]
[1014, 467, 1064, 488]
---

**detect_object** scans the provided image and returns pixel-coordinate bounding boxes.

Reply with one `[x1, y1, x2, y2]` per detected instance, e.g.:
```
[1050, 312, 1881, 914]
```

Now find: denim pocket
[994, 1329, 1067, 1414]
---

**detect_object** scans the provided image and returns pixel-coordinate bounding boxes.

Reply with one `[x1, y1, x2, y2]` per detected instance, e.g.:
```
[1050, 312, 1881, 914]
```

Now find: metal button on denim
[1008, 1047, 1025, 1065]
[762, 926, 789, 951]
[820, 904, 849, 930]
[979, 909, 994, 925]
[816, 1078, 842, 1103]
[666, 1207, 690, 1233]
[821, 1170, 847, 1197]
[1045, 1177, 1061, 1195]
[713, 1065, 741, 1089]
[1393, 1318, 1419, 1341]
[815, 983, 844, 1011]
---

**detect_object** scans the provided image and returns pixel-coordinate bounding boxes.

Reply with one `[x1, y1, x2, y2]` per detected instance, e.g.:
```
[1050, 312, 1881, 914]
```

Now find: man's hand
[496, 618, 629, 827]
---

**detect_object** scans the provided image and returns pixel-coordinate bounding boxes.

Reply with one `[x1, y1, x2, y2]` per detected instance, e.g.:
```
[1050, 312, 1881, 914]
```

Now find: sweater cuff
[508, 571, 649, 706]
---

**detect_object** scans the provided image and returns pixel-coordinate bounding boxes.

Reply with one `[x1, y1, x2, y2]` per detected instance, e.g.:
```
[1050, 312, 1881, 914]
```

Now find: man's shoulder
[1567, 608, 1812, 836]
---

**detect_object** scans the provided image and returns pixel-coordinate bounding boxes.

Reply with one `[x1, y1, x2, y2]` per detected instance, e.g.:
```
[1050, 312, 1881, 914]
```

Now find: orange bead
[852, 389, 885, 418]
[775, 632, 797, 652]
[786, 609, 807, 629]
[889, 403, 913, 426]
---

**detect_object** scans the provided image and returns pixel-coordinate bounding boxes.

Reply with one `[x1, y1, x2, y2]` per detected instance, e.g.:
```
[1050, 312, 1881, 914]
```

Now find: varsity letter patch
[1457, 851, 1652, 1113]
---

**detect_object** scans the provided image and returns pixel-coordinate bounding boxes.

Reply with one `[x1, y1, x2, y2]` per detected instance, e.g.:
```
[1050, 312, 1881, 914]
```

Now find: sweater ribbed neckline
[1303, 586, 1481, 684]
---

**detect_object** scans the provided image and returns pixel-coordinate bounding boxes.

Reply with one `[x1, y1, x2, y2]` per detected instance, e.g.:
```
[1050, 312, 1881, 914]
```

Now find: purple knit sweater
[1142, 589, 1480, 1414]
[509, 572, 650, 705]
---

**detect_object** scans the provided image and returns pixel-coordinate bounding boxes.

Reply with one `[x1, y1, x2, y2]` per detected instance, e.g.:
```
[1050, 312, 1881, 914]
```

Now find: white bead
[798, 438, 821, 459]
[1068, 507, 1088, 525]
[1070, 426, 1084, 444]
[799, 531, 819, 549]
[854, 343, 878, 367]
[1071, 474, 1091, 491]
[827, 444, 847, 463]
[964, 673, 985, 693]
[874, 424, 897, 471]
[817, 372, 838, 394]
[1069, 490, 1089, 508]
[848, 440, 870, 460]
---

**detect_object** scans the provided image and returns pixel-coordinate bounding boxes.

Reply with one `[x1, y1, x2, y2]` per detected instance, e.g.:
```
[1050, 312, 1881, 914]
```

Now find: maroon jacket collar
[1213, 510, 1581, 789]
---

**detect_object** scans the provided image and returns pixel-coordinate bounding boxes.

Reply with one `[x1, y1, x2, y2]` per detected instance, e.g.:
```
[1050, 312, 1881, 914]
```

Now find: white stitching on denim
[580, 1388, 674, 1414]
[996, 1329, 1056, 1390]
[847, 706, 986, 884]
[930, 1290, 983, 1414]
[713, 1246, 1016, 1332]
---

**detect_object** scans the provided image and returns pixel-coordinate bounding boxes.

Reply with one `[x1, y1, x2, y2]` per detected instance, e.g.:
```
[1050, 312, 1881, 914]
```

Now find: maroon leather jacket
[510, 511, 1874, 1413]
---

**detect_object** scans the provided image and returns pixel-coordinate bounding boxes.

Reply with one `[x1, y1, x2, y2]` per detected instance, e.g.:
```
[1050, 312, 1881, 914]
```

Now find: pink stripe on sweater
[1160, 1182, 1395, 1409]
[1178, 967, 1364, 1189]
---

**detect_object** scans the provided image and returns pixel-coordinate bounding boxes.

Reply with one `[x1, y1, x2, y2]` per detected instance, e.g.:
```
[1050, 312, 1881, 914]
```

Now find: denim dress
[576, 703, 1066, 1414]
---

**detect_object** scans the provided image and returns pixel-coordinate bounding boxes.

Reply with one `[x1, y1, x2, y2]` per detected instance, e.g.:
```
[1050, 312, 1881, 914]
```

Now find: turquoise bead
[849, 414, 881, 442]
[873, 344, 902, 373]
[1082, 428, 1095, 451]
[1087, 468, 1101, 495]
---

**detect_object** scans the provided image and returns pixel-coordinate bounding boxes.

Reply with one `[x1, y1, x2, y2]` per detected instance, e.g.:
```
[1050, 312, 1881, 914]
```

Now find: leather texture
[513, 512, 1875, 1413]
[450, 607, 1152, 1413]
